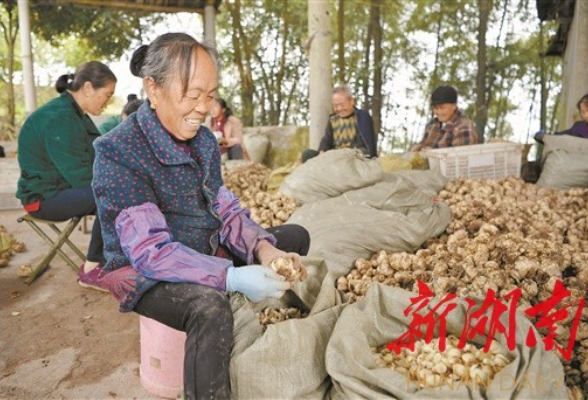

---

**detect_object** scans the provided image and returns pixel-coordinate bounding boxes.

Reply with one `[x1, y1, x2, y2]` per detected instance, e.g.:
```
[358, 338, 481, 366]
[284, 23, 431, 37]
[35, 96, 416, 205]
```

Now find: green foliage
[0, 0, 566, 150]
[0, 3, 160, 136]
[0, 6, 20, 82]
[217, 0, 308, 126]
[366, 0, 561, 148]
[31, 4, 160, 62]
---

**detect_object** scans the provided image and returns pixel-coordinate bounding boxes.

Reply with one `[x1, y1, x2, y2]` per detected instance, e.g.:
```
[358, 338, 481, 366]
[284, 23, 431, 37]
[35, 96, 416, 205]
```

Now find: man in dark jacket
[302, 84, 378, 162]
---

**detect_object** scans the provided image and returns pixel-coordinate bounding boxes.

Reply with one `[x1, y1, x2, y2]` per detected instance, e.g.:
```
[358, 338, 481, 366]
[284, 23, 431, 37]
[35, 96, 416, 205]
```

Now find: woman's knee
[291, 224, 311, 256]
[59, 187, 97, 216]
[207, 290, 233, 327]
[276, 224, 310, 256]
[228, 144, 244, 160]
[187, 286, 233, 328]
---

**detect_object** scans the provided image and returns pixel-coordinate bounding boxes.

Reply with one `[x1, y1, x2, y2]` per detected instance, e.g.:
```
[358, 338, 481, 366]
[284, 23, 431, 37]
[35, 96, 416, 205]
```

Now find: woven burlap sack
[537, 135, 588, 189]
[279, 148, 383, 204]
[326, 283, 568, 399]
[388, 169, 448, 195]
[243, 133, 269, 164]
[288, 175, 451, 277]
[543, 134, 588, 154]
[230, 257, 344, 399]
[537, 151, 588, 189]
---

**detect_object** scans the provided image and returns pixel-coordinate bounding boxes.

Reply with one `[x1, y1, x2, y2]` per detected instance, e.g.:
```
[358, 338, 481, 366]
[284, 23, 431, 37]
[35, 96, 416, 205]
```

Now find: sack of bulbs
[325, 284, 567, 399]
[229, 257, 345, 399]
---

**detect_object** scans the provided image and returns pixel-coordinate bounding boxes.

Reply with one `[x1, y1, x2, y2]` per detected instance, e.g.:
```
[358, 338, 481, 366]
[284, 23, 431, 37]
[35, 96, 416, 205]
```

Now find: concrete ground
[0, 210, 157, 399]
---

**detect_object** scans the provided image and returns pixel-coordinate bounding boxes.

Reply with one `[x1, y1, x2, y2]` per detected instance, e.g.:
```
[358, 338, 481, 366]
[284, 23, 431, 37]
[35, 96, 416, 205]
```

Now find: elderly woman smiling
[91, 33, 310, 399]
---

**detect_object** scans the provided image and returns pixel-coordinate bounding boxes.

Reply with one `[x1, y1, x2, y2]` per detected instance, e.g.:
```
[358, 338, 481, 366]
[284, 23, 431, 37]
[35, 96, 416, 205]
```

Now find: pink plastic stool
[139, 316, 187, 398]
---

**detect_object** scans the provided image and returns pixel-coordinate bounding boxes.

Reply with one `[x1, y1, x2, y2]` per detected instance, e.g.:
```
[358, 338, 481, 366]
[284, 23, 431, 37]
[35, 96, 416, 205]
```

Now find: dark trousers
[30, 187, 104, 263]
[301, 149, 320, 163]
[134, 224, 310, 400]
[228, 144, 244, 160]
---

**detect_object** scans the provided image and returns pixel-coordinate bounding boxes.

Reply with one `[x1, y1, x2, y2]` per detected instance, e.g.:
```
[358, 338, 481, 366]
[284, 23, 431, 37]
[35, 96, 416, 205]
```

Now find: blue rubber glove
[225, 265, 291, 302]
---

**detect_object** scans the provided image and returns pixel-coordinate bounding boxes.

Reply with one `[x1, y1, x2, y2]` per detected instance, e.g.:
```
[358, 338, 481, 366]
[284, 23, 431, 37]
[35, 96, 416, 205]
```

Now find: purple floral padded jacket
[92, 101, 276, 312]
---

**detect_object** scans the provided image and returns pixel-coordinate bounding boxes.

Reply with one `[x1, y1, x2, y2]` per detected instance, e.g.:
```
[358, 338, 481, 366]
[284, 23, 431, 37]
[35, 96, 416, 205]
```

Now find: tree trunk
[283, 61, 301, 125]
[539, 21, 547, 131]
[227, 0, 255, 126]
[260, 90, 267, 126]
[370, 0, 382, 136]
[525, 87, 537, 145]
[361, 12, 372, 111]
[252, 50, 274, 124]
[7, 30, 16, 130]
[1, 1, 18, 130]
[273, 0, 289, 126]
[337, 0, 345, 83]
[431, 3, 443, 90]
[483, 0, 509, 139]
[497, 77, 514, 139]
[547, 63, 560, 134]
[492, 72, 508, 139]
[474, 0, 491, 143]
[281, 53, 303, 125]
[307, 0, 332, 149]
[548, 90, 560, 134]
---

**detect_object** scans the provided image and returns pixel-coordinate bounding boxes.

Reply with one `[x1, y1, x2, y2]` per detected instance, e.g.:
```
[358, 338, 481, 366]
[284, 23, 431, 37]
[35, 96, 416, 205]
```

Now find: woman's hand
[223, 137, 240, 148]
[255, 240, 308, 281]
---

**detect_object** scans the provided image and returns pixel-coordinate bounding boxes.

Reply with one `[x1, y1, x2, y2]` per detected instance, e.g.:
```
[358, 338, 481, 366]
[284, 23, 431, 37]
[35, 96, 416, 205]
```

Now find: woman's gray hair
[333, 84, 354, 99]
[130, 33, 219, 95]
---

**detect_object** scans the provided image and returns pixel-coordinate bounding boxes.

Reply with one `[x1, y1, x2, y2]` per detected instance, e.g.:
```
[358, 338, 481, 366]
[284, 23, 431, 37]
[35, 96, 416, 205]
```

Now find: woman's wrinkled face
[86, 81, 116, 116]
[148, 47, 218, 141]
[210, 99, 222, 118]
[580, 102, 588, 124]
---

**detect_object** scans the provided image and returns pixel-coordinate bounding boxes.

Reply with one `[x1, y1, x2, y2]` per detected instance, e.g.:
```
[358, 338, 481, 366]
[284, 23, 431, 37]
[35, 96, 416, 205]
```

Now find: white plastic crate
[422, 142, 523, 180]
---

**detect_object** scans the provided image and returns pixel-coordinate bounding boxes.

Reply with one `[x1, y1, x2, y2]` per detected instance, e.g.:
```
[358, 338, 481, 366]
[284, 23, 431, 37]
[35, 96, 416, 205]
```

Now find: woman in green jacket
[16, 61, 117, 290]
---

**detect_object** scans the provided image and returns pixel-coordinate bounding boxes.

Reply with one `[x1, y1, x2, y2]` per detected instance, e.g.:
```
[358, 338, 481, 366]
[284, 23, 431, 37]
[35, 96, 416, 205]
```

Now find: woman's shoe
[78, 264, 109, 292]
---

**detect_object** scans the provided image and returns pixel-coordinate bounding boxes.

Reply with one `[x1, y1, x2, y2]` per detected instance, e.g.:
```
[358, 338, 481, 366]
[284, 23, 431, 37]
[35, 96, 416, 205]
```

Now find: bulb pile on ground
[223, 163, 298, 228]
[242, 191, 298, 228]
[222, 163, 271, 201]
[0, 225, 26, 268]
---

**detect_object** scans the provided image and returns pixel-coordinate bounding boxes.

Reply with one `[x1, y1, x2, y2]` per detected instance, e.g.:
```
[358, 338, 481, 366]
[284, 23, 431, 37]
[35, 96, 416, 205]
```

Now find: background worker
[412, 85, 478, 151]
[98, 93, 141, 135]
[302, 84, 378, 162]
[16, 61, 117, 290]
[207, 98, 250, 161]
[535, 93, 588, 143]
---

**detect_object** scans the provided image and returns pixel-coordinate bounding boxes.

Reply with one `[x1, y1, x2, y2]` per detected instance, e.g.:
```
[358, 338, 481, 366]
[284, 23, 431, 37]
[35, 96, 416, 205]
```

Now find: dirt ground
[0, 210, 157, 399]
